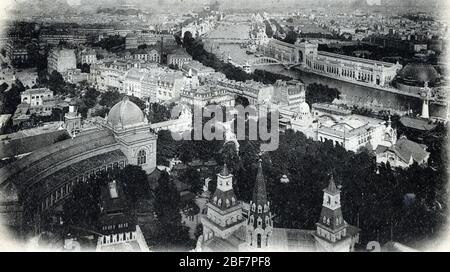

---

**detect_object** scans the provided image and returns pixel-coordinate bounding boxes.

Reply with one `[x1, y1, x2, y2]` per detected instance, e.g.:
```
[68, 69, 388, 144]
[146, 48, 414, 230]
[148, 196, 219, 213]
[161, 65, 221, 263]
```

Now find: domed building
[106, 96, 147, 129]
[396, 62, 441, 94]
[0, 96, 157, 235]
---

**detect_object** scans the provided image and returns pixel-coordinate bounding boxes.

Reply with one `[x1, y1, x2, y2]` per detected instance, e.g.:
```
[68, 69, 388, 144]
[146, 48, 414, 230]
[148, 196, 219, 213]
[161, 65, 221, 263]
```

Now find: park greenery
[154, 98, 447, 248]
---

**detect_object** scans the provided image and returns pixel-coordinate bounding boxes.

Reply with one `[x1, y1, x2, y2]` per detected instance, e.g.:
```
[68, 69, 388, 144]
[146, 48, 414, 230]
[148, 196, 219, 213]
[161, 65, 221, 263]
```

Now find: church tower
[246, 160, 273, 251]
[200, 164, 246, 244]
[313, 175, 360, 252]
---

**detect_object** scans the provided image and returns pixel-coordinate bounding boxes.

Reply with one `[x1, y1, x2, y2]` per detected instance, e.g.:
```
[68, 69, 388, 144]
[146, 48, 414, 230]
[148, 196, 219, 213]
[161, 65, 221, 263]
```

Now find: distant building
[167, 49, 193, 68]
[260, 38, 402, 88]
[147, 49, 161, 63]
[48, 48, 77, 74]
[19, 88, 55, 117]
[376, 136, 430, 168]
[79, 49, 97, 64]
[396, 62, 441, 94]
[64, 68, 89, 84]
[286, 102, 397, 152]
[20, 88, 53, 107]
[181, 61, 215, 78]
[4, 40, 30, 67]
[125, 33, 138, 50]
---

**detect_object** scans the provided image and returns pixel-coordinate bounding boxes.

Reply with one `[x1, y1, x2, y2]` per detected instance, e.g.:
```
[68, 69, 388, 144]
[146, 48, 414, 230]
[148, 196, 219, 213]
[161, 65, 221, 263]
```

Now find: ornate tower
[246, 160, 273, 251]
[313, 175, 360, 252]
[200, 164, 246, 243]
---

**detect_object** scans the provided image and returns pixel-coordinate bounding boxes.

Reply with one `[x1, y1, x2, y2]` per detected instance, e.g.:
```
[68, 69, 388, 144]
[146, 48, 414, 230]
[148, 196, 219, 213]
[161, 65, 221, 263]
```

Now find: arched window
[258, 205, 262, 213]
[257, 234, 262, 248]
[137, 149, 147, 165]
[218, 199, 222, 207]
[225, 199, 230, 207]
[323, 216, 326, 223]
[231, 197, 236, 205]
[213, 196, 217, 204]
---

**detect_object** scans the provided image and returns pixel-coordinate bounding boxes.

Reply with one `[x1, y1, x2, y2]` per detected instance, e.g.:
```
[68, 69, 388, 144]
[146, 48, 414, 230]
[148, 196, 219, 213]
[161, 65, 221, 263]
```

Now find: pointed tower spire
[324, 173, 339, 196]
[247, 159, 273, 250]
[253, 160, 268, 205]
[313, 174, 360, 251]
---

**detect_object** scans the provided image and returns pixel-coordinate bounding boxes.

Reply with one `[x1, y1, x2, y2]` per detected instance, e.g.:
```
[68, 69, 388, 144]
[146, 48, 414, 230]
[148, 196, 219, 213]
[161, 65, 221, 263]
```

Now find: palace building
[196, 161, 360, 252]
[281, 94, 397, 153]
[0, 97, 157, 233]
[260, 38, 402, 88]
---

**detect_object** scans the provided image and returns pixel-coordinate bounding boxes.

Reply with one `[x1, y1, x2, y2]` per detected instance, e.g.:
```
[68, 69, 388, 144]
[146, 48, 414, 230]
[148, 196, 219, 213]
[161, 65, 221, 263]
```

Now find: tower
[246, 160, 273, 251]
[64, 100, 82, 135]
[200, 164, 246, 244]
[313, 175, 360, 252]
[295, 41, 318, 65]
[420, 82, 431, 119]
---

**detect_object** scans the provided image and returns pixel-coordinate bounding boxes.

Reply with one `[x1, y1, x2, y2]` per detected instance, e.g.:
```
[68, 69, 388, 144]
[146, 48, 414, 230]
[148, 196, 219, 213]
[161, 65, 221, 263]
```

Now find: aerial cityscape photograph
[0, 0, 449, 254]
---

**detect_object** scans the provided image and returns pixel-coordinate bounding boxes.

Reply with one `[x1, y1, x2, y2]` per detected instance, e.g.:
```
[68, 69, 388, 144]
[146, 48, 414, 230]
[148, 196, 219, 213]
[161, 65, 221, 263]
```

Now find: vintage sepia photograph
[0, 0, 448, 254]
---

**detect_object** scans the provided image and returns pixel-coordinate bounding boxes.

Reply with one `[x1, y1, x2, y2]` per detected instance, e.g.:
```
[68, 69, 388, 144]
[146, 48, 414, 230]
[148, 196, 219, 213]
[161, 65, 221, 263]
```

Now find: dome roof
[107, 96, 146, 128]
[398, 63, 440, 86]
[298, 102, 311, 115]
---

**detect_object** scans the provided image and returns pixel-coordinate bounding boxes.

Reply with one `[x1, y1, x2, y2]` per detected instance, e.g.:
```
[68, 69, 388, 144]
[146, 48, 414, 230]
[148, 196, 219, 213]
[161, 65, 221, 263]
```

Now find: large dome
[298, 102, 311, 115]
[106, 96, 146, 128]
[398, 63, 440, 86]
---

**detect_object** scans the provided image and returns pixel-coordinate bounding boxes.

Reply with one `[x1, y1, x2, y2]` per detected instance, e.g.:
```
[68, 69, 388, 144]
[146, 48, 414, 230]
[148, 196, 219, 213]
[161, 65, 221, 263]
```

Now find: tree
[2, 79, 24, 114]
[47, 71, 65, 94]
[62, 173, 107, 231]
[156, 129, 180, 166]
[179, 167, 202, 195]
[99, 90, 123, 108]
[151, 171, 192, 249]
[182, 31, 194, 48]
[117, 165, 151, 211]
[82, 87, 100, 109]
[305, 83, 340, 105]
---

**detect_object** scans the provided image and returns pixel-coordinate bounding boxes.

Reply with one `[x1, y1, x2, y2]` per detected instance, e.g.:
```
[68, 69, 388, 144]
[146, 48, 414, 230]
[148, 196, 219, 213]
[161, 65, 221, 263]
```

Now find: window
[137, 149, 146, 165]
[258, 205, 262, 213]
[257, 234, 262, 248]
